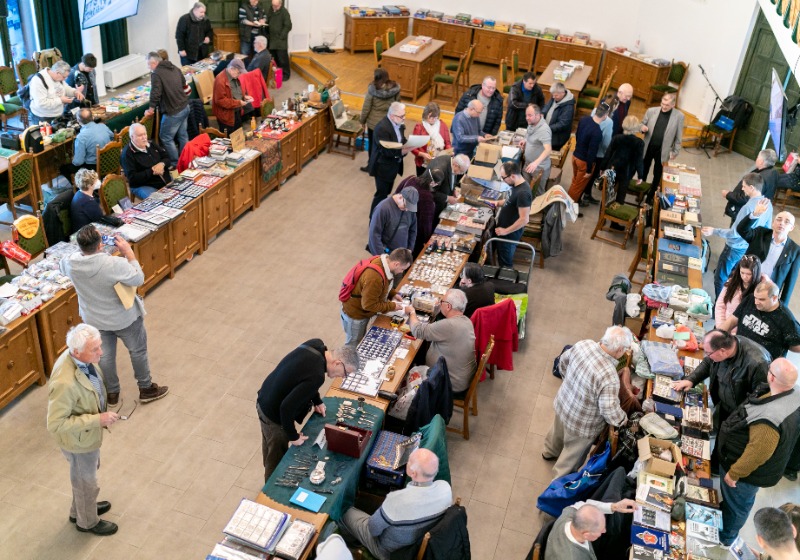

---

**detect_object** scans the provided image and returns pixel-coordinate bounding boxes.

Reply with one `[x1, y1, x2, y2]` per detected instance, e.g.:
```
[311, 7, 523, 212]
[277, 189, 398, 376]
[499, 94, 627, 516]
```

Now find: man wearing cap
[212, 59, 254, 136]
[368, 187, 418, 255]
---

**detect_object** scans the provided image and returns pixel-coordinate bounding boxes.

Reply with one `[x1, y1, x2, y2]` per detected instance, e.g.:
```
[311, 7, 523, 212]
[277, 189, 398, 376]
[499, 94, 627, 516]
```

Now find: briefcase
[325, 422, 372, 458]
[365, 430, 408, 488]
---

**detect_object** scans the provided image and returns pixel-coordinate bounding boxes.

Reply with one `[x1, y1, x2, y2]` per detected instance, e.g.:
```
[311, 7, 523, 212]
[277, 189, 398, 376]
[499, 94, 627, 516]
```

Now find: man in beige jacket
[47, 324, 120, 536]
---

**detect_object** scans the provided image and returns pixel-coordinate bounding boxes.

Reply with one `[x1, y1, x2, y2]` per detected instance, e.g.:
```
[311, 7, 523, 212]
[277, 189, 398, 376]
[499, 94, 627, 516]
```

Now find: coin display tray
[340, 326, 403, 397]
[407, 252, 461, 286]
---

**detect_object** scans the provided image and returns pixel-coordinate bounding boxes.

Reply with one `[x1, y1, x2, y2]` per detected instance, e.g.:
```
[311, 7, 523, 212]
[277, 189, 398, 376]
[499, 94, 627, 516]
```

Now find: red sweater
[411, 121, 452, 168]
[212, 71, 248, 127]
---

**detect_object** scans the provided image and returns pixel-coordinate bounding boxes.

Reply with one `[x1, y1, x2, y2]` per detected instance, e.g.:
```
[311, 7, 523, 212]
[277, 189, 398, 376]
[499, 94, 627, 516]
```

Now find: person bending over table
[256, 340, 359, 482]
[368, 187, 418, 256]
[405, 289, 477, 397]
[339, 448, 452, 560]
[494, 161, 532, 267]
[121, 123, 172, 200]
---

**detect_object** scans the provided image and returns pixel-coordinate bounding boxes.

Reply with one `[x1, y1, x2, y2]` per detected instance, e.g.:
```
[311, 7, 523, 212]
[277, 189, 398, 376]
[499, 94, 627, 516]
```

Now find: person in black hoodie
[145, 52, 190, 166]
[505, 72, 545, 132]
[175, 2, 213, 65]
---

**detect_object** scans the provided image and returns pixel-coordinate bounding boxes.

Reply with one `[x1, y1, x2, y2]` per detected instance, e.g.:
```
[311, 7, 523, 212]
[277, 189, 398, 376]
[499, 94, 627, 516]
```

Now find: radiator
[103, 54, 148, 90]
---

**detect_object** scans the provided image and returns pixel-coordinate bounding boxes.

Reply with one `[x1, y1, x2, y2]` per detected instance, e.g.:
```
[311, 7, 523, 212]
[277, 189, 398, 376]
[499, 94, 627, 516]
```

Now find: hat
[228, 59, 246, 72]
[400, 186, 418, 212]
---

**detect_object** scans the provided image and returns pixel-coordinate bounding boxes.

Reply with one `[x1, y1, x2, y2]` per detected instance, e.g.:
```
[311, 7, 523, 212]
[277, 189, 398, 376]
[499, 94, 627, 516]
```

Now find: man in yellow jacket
[47, 324, 120, 536]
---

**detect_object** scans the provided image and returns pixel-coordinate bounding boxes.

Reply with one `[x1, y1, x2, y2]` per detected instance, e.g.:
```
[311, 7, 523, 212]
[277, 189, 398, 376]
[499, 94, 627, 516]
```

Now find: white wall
[126, 0, 192, 65]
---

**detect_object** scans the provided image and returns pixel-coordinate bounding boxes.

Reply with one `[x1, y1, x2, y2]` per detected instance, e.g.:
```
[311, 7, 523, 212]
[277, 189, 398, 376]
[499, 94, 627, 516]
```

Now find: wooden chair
[590, 174, 638, 249]
[626, 178, 651, 206]
[414, 498, 462, 559]
[546, 136, 574, 188]
[0, 66, 28, 131]
[447, 335, 495, 440]
[16, 59, 37, 87]
[116, 125, 131, 149]
[99, 174, 132, 214]
[138, 113, 155, 140]
[502, 50, 524, 94]
[0, 152, 36, 219]
[34, 48, 62, 70]
[328, 101, 361, 159]
[373, 36, 384, 68]
[432, 53, 466, 105]
[96, 141, 123, 178]
[384, 27, 397, 49]
[199, 126, 227, 140]
[13, 213, 48, 261]
[627, 206, 654, 287]
[650, 60, 689, 104]
[699, 123, 736, 157]
[777, 187, 800, 210]
[576, 67, 615, 118]
[498, 57, 509, 100]
[443, 43, 475, 92]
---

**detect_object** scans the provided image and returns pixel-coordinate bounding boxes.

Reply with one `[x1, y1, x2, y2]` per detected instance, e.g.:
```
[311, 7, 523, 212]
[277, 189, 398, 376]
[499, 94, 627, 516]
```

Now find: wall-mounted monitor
[82, 0, 140, 30]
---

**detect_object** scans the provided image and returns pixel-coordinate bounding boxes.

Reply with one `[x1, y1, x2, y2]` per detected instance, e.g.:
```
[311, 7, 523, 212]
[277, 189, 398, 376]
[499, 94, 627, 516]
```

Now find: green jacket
[47, 349, 105, 453]
[266, 6, 292, 50]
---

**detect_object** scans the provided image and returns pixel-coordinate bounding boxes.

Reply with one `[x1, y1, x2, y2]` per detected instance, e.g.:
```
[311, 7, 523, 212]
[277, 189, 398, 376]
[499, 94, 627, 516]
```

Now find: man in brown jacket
[341, 248, 413, 345]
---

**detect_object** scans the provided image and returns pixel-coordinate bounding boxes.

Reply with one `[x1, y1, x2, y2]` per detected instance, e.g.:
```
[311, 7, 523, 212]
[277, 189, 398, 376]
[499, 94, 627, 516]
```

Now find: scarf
[422, 119, 445, 151]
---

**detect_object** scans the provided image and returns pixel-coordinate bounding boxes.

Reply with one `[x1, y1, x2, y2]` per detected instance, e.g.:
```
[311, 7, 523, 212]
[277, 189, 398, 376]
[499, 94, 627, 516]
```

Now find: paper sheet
[405, 134, 430, 148]
[114, 283, 136, 310]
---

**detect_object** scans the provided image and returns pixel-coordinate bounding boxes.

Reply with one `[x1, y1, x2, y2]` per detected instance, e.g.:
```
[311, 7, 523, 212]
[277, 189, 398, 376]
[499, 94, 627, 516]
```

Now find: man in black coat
[368, 102, 413, 218]
[427, 153, 471, 220]
[737, 202, 800, 304]
[175, 2, 213, 66]
[454, 77, 504, 137]
[505, 72, 545, 132]
[724, 149, 779, 222]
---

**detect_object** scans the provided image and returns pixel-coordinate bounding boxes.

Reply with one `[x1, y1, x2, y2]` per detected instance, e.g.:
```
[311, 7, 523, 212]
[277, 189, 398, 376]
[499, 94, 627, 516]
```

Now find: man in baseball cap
[367, 186, 418, 254]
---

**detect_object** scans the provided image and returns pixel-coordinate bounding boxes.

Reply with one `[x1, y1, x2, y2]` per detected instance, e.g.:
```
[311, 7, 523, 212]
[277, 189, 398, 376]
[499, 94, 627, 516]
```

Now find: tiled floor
[0, 74, 799, 559]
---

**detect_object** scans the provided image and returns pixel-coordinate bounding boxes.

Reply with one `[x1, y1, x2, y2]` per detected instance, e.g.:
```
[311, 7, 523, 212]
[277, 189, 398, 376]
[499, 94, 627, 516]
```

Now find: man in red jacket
[212, 59, 254, 136]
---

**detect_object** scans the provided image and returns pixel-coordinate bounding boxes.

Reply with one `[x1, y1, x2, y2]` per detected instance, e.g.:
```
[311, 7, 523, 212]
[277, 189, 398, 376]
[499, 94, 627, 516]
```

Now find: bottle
[250, 116, 256, 130]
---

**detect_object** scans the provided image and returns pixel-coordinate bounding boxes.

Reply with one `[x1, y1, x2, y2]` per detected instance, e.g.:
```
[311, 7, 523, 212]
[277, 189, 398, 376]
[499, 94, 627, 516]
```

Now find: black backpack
[713, 95, 754, 131]
[17, 72, 47, 105]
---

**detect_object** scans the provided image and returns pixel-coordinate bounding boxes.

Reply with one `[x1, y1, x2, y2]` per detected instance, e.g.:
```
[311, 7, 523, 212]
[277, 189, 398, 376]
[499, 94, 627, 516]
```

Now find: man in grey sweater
[60, 225, 168, 406]
[546, 498, 637, 559]
[405, 289, 477, 395]
[340, 449, 452, 559]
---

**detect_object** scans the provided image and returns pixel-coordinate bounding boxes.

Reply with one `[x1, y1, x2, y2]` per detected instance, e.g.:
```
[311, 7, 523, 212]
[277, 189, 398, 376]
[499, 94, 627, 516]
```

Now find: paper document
[114, 283, 136, 310]
[405, 135, 430, 148]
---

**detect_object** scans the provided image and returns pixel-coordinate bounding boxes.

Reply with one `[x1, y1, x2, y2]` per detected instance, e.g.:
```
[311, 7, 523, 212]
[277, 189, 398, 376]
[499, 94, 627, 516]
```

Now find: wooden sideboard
[213, 28, 240, 54]
[602, 51, 670, 100]
[534, 39, 604, 84]
[344, 15, 409, 54]
[472, 28, 536, 70]
[0, 313, 45, 410]
[411, 19, 473, 59]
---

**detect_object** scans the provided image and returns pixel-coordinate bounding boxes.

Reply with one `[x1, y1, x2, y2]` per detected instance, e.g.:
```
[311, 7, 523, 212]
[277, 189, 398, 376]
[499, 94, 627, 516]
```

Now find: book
[686, 535, 717, 558]
[273, 519, 316, 560]
[658, 260, 689, 277]
[630, 524, 670, 552]
[684, 480, 720, 507]
[630, 544, 665, 560]
[223, 498, 290, 553]
[657, 237, 701, 259]
[663, 225, 695, 243]
[686, 502, 722, 529]
[637, 470, 675, 495]
[289, 487, 326, 513]
[636, 484, 674, 512]
[681, 434, 711, 460]
[633, 505, 671, 531]
[652, 375, 682, 404]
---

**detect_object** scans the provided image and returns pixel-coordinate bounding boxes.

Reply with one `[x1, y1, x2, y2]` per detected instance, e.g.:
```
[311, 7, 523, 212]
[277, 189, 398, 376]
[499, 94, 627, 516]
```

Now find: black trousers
[269, 48, 290, 79]
[642, 144, 663, 202]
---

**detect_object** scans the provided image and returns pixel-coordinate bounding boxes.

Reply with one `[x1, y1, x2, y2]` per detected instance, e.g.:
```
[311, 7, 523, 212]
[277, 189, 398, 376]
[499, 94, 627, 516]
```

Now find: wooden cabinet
[279, 130, 299, 182]
[0, 314, 45, 410]
[213, 28, 240, 53]
[36, 290, 81, 374]
[472, 29, 536, 69]
[230, 164, 256, 221]
[381, 39, 445, 102]
[603, 51, 670, 100]
[134, 227, 172, 295]
[299, 116, 318, 166]
[317, 110, 331, 152]
[344, 15, 409, 53]
[534, 40, 568, 74]
[203, 180, 232, 244]
[412, 19, 473, 59]
[170, 199, 203, 267]
[506, 35, 536, 71]
[534, 39, 604, 84]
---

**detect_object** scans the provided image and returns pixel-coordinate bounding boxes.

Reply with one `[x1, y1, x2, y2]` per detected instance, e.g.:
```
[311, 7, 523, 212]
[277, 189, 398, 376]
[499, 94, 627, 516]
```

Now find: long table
[380, 37, 446, 103]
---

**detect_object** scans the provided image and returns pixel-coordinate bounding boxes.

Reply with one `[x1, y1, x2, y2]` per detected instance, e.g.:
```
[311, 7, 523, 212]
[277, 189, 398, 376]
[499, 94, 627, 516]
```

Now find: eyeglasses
[600, 101, 610, 110]
[339, 360, 351, 377]
[394, 113, 406, 120]
[498, 173, 508, 180]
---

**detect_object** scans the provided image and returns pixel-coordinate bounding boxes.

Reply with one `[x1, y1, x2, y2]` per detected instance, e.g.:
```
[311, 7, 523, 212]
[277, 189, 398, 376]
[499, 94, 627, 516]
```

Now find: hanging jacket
[404, 357, 453, 433]
[187, 98, 209, 140]
[471, 299, 518, 371]
[177, 133, 211, 173]
[43, 188, 76, 245]
[541, 202, 564, 258]
[239, 69, 271, 109]
[421, 503, 470, 560]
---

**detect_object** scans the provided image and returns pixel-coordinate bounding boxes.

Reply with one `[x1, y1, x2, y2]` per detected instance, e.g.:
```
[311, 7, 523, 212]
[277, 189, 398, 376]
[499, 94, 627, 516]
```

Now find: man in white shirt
[29, 60, 84, 123]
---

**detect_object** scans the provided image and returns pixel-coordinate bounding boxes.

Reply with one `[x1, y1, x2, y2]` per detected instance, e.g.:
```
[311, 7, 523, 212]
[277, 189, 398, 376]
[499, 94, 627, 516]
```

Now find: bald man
[339, 448, 452, 559]
[737, 205, 800, 304]
[717, 358, 800, 546]
[546, 498, 637, 559]
[611, 83, 633, 137]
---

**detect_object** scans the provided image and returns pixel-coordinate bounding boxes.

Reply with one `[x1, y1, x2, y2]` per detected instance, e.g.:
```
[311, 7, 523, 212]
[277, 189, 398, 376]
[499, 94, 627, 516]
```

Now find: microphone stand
[699, 64, 727, 159]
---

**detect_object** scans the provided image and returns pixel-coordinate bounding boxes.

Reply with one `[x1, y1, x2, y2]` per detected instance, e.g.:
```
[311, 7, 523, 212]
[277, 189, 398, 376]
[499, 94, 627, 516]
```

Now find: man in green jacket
[47, 324, 120, 536]
[267, 0, 292, 79]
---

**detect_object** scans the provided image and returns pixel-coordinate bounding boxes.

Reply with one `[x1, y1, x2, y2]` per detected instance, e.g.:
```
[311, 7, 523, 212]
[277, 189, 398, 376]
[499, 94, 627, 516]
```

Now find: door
[733, 10, 800, 158]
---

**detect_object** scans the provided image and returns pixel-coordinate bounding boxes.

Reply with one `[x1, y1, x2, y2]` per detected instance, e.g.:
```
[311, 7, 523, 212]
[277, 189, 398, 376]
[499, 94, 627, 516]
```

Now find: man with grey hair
[610, 83, 634, 136]
[368, 101, 414, 217]
[541, 81, 575, 151]
[546, 497, 637, 558]
[404, 288, 477, 395]
[121, 122, 172, 200]
[175, 1, 212, 65]
[428, 153, 470, 222]
[640, 92, 684, 203]
[47, 324, 120, 535]
[247, 35, 272, 80]
[61, 225, 169, 407]
[256, 340, 359, 481]
[455, 76, 504, 136]
[519, 103, 552, 196]
[451, 99, 487, 158]
[29, 59, 84, 123]
[144, 51, 190, 166]
[60, 108, 114, 180]
[725, 148, 779, 221]
[543, 326, 633, 479]
[340, 448, 452, 560]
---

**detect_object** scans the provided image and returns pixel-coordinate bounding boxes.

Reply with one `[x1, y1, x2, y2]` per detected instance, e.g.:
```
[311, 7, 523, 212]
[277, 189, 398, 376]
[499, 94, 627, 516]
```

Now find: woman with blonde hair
[602, 114, 645, 204]
[70, 168, 104, 232]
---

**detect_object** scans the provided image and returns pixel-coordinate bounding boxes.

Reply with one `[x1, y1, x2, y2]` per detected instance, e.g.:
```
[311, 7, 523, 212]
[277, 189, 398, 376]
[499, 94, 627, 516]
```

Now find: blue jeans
[496, 229, 525, 267]
[713, 244, 746, 300]
[341, 309, 369, 346]
[131, 186, 157, 200]
[159, 105, 189, 166]
[719, 466, 760, 545]
[98, 316, 153, 393]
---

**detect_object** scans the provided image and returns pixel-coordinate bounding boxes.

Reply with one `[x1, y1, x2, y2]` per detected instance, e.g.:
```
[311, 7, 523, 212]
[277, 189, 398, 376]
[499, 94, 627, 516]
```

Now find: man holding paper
[60, 225, 169, 408]
[368, 102, 417, 218]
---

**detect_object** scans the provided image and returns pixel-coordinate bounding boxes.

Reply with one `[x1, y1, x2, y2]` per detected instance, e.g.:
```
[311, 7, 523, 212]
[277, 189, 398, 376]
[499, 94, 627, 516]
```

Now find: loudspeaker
[0, 1, 8, 18]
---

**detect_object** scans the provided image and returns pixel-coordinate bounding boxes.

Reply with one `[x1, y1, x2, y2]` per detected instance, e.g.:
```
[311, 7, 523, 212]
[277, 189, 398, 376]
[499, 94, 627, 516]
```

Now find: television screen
[769, 67, 787, 159]
[82, 0, 140, 30]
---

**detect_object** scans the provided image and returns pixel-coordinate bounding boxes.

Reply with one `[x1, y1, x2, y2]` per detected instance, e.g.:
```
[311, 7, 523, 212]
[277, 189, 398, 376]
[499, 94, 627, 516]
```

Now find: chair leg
[489, 364, 495, 379]
[463, 409, 470, 440]
[471, 389, 479, 416]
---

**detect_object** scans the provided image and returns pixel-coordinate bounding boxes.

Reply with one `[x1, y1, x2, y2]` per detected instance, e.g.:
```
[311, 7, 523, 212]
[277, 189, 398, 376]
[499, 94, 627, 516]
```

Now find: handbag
[536, 442, 611, 517]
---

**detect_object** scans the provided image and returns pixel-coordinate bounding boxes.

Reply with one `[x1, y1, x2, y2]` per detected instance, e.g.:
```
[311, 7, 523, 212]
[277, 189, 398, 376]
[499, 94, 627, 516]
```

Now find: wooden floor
[293, 49, 704, 139]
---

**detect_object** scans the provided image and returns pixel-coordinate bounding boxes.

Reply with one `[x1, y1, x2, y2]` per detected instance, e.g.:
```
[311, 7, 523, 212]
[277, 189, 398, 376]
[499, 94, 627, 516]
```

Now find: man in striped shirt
[543, 326, 633, 479]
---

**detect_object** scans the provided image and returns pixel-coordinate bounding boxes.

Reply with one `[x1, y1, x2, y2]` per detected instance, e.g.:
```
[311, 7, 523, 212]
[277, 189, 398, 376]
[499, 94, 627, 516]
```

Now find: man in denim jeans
[144, 52, 189, 166]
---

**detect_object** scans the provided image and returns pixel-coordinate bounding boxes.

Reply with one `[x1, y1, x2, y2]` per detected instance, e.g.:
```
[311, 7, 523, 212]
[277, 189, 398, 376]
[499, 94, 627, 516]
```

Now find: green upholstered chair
[503, 50, 524, 94]
[432, 53, 466, 104]
[628, 208, 654, 287]
[0, 66, 28, 131]
[650, 61, 689, 104]
[14, 214, 48, 261]
[116, 126, 131, 149]
[0, 152, 36, 219]
[99, 174, 132, 214]
[34, 48, 62, 70]
[627, 178, 651, 206]
[139, 113, 155, 140]
[576, 67, 615, 119]
[499, 57, 509, 100]
[385, 27, 397, 49]
[260, 98, 275, 119]
[96, 141, 122, 179]
[373, 36, 384, 68]
[591, 174, 639, 249]
[443, 44, 475, 92]
[16, 59, 37, 87]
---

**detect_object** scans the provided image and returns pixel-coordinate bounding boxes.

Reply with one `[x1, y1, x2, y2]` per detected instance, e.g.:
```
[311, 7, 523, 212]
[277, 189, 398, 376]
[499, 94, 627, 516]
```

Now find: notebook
[289, 487, 326, 513]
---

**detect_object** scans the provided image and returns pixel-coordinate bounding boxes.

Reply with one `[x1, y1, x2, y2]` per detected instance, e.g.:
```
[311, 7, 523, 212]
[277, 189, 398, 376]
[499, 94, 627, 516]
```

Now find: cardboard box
[475, 143, 502, 164]
[637, 436, 682, 478]
[467, 164, 494, 180]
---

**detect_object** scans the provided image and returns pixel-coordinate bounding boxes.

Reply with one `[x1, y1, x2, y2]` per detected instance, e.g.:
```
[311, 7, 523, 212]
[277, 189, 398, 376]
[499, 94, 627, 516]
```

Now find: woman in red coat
[411, 102, 452, 176]
[394, 167, 445, 255]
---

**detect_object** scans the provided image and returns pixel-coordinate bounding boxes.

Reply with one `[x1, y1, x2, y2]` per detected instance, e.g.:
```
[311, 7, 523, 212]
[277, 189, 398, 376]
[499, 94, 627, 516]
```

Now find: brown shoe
[139, 383, 169, 403]
[106, 393, 119, 407]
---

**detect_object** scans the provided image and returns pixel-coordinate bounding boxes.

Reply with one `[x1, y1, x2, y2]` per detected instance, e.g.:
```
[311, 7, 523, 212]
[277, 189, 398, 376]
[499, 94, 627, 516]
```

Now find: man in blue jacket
[59, 108, 114, 180]
[368, 187, 418, 255]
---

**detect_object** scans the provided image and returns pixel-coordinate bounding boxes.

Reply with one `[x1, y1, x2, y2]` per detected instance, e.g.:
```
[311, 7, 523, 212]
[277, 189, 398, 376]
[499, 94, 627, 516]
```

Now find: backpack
[17, 72, 47, 105]
[552, 344, 572, 379]
[338, 257, 386, 302]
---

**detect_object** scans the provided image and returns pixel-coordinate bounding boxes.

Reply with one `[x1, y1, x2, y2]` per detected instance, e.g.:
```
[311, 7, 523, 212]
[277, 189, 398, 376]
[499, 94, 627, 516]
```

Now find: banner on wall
[769, 67, 787, 159]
